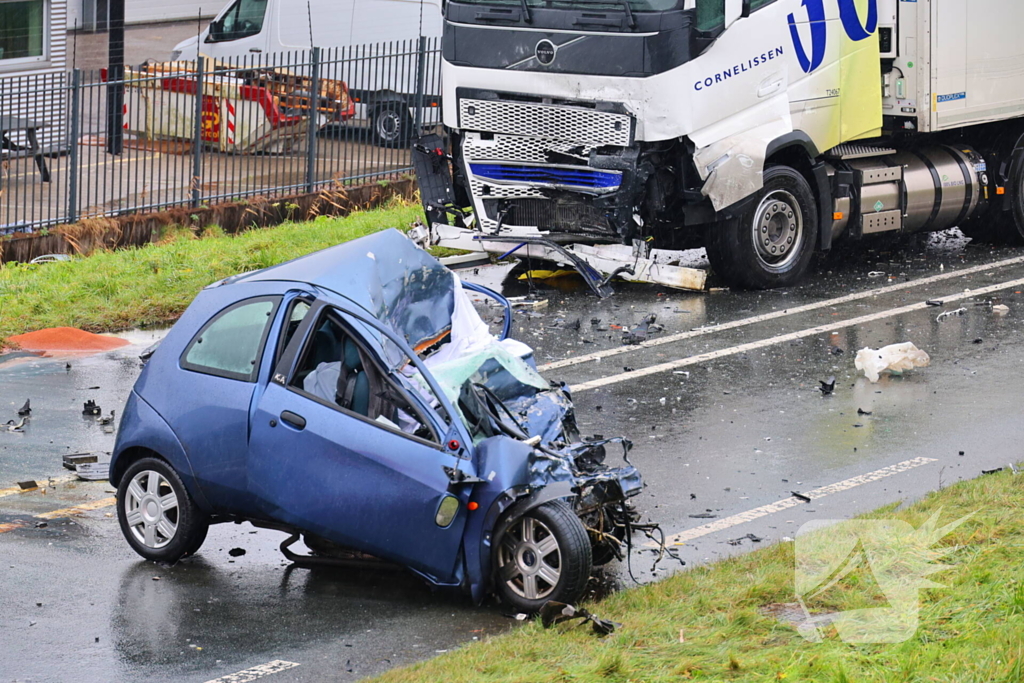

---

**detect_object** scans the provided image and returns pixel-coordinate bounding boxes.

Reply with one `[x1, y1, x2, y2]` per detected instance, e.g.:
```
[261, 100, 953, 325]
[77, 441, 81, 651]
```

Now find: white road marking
[204, 660, 301, 683]
[571, 274, 1024, 392]
[540, 254, 1024, 372]
[653, 457, 938, 547]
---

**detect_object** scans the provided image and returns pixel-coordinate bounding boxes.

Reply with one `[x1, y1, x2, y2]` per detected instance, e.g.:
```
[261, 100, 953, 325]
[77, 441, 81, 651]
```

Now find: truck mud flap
[412, 134, 457, 226]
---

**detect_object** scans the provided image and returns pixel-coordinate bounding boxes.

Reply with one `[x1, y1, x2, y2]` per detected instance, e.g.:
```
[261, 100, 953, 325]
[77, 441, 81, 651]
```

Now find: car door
[246, 301, 472, 584]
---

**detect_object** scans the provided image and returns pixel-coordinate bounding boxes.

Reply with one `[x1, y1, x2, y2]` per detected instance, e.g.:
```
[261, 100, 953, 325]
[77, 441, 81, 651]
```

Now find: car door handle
[280, 411, 306, 430]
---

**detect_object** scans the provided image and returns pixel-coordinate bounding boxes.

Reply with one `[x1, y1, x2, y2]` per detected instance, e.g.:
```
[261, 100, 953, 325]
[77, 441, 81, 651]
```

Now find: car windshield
[458, 0, 682, 10]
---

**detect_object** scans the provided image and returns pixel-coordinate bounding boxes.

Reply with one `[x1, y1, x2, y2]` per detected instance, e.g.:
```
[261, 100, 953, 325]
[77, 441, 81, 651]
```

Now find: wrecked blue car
[110, 229, 643, 610]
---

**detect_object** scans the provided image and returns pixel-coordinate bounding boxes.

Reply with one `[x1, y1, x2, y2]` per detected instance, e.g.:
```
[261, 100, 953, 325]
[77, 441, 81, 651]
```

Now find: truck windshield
[207, 0, 268, 42]
[458, 0, 683, 10]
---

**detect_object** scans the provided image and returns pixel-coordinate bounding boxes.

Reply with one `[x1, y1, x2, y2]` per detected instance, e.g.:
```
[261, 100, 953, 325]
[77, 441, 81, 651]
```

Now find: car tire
[704, 165, 818, 289]
[371, 103, 412, 148]
[494, 500, 592, 613]
[117, 457, 209, 564]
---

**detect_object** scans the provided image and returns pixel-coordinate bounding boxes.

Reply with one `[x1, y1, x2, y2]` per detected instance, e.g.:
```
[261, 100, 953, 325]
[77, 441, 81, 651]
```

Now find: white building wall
[65, 0, 217, 29]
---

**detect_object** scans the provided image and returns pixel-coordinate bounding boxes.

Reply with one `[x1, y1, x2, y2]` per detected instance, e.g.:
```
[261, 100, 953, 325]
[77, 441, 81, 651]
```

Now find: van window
[695, 0, 724, 31]
[208, 0, 269, 43]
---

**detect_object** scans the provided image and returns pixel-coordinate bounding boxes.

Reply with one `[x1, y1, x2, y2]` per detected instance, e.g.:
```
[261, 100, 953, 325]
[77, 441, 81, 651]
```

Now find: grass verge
[375, 470, 1024, 683]
[0, 201, 423, 344]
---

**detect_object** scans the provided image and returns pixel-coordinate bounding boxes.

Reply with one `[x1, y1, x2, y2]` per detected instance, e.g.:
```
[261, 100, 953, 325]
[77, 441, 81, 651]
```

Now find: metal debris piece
[926, 300, 944, 307]
[857, 408, 873, 416]
[728, 533, 764, 546]
[791, 491, 812, 503]
[819, 377, 836, 396]
[82, 400, 101, 416]
[539, 601, 621, 635]
[17, 400, 31, 417]
[17, 481, 38, 491]
[622, 314, 658, 346]
[936, 307, 967, 323]
[4, 417, 28, 432]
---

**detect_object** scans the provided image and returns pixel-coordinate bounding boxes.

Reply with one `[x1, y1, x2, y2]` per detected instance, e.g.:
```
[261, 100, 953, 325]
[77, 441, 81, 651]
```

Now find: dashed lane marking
[571, 274, 1024, 392]
[0, 496, 118, 533]
[540, 254, 1024, 372]
[203, 660, 301, 683]
[650, 457, 938, 548]
[0, 474, 77, 498]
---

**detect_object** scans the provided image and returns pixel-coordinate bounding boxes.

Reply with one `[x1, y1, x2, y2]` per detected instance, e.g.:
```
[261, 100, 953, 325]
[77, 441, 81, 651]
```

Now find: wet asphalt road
[3, 231, 1024, 682]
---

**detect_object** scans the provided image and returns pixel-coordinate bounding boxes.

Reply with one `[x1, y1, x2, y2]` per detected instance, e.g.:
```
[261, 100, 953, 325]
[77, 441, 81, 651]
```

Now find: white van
[170, 0, 443, 146]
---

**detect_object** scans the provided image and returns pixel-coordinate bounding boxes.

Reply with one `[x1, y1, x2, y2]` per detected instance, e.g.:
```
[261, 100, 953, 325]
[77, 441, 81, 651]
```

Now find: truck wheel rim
[752, 190, 803, 270]
[376, 110, 401, 142]
[498, 517, 562, 600]
[124, 470, 179, 550]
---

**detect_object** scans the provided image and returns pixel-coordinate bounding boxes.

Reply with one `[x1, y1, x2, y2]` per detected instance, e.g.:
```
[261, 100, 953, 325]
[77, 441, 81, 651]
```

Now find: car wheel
[372, 103, 412, 148]
[494, 500, 592, 613]
[117, 457, 209, 563]
[704, 165, 818, 289]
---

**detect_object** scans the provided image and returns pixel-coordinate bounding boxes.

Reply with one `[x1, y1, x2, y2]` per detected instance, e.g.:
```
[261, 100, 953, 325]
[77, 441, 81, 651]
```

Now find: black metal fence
[0, 37, 441, 234]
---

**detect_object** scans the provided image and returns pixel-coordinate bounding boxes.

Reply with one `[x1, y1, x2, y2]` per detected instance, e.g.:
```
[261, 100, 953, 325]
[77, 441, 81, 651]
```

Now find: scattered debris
[63, 453, 113, 481]
[727, 533, 764, 546]
[97, 410, 116, 426]
[539, 601, 620, 636]
[982, 468, 1004, 476]
[926, 300, 944, 307]
[819, 377, 836, 396]
[936, 307, 967, 323]
[857, 408, 873, 416]
[622, 314, 658, 346]
[829, 346, 845, 356]
[855, 342, 931, 383]
[17, 481, 38, 491]
[17, 400, 31, 417]
[228, 548, 247, 557]
[82, 400, 101, 416]
[689, 513, 717, 519]
[4, 417, 29, 433]
[972, 338, 984, 345]
[791, 491, 812, 503]
[508, 297, 549, 310]
[868, 271, 886, 278]
[993, 304, 1010, 316]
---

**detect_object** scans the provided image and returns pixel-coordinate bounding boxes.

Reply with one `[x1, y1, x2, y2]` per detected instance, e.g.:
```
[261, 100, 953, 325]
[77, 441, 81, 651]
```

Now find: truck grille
[468, 163, 622, 192]
[459, 98, 633, 147]
[482, 198, 615, 237]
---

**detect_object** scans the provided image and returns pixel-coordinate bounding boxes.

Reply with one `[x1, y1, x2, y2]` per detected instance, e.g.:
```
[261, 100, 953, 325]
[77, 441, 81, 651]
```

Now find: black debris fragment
[926, 300, 943, 307]
[727, 533, 763, 546]
[590, 318, 601, 326]
[17, 481, 37, 490]
[982, 468, 1004, 475]
[17, 400, 31, 417]
[857, 408, 873, 416]
[688, 513, 717, 519]
[539, 601, 621, 636]
[228, 548, 246, 557]
[959, 451, 965, 456]
[622, 314, 657, 345]
[973, 338, 984, 345]
[819, 377, 836, 396]
[567, 318, 581, 331]
[623, 366, 635, 372]
[82, 400, 101, 416]
[65, 362, 71, 371]
[690, 493, 697, 500]
[830, 346, 845, 356]
[791, 491, 812, 503]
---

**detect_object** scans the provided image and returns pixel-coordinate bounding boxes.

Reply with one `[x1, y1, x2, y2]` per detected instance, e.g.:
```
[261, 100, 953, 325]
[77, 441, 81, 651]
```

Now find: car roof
[229, 228, 457, 353]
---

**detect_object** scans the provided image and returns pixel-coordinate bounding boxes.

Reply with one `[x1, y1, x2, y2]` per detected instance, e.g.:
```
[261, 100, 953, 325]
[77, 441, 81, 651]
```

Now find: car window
[181, 297, 279, 382]
[288, 312, 441, 444]
[277, 298, 312, 363]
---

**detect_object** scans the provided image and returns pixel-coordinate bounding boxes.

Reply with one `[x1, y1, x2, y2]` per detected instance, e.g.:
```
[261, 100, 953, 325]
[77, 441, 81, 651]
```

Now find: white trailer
[170, 0, 444, 147]
[417, 0, 1024, 289]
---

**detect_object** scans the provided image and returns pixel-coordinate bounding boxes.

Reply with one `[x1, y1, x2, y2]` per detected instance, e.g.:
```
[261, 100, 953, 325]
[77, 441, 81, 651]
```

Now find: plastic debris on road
[855, 342, 931, 383]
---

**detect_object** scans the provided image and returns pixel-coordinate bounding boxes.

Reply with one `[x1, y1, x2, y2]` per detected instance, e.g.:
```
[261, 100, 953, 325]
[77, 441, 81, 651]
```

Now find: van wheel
[494, 500, 592, 613]
[372, 103, 412, 148]
[117, 457, 209, 564]
[705, 165, 818, 289]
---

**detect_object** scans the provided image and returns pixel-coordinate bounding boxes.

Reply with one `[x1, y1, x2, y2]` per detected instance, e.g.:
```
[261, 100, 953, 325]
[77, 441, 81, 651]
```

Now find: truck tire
[494, 500, 592, 613]
[705, 165, 818, 289]
[371, 103, 413, 148]
[962, 149, 1024, 245]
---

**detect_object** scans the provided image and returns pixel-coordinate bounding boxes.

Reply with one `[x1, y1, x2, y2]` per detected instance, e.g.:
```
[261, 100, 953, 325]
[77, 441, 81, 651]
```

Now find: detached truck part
[416, 0, 1024, 289]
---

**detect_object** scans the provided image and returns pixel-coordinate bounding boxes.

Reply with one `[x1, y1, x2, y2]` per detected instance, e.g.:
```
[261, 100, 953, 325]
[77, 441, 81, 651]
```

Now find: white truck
[415, 0, 1024, 289]
[170, 0, 444, 146]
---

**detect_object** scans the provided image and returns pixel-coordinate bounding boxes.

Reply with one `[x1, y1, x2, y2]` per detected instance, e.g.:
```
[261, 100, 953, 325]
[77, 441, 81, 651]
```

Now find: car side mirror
[724, 0, 744, 28]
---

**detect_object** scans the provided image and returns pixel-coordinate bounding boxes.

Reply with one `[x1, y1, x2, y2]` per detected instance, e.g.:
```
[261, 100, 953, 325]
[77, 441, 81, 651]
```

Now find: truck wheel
[371, 103, 412, 148]
[705, 165, 818, 289]
[494, 500, 592, 613]
[117, 457, 209, 564]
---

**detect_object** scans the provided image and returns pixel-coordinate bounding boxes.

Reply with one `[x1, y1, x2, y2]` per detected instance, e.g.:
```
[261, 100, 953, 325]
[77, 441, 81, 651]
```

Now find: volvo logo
[535, 40, 556, 65]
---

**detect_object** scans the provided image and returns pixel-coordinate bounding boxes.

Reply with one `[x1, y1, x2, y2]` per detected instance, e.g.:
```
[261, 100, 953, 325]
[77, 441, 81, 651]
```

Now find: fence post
[191, 57, 205, 209]
[305, 46, 321, 195]
[67, 69, 82, 224]
[413, 36, 428, 136]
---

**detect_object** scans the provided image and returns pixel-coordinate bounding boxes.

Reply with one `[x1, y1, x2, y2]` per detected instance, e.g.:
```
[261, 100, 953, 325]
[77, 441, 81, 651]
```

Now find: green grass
[0, 202, 423, 344]
[375, 470, 1024, 683]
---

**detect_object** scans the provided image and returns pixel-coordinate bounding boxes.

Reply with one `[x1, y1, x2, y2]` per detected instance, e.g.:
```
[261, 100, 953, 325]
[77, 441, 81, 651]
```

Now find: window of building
[0, 0, 46, 63]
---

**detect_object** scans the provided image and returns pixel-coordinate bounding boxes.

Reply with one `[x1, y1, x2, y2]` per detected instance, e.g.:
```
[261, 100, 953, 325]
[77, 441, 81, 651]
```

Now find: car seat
[336, 338, 370, 416]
